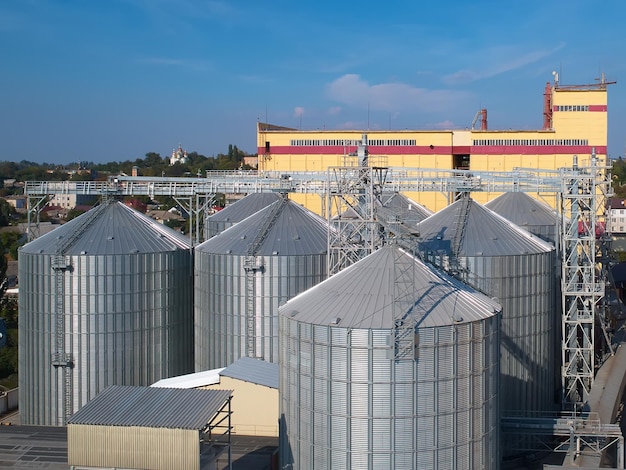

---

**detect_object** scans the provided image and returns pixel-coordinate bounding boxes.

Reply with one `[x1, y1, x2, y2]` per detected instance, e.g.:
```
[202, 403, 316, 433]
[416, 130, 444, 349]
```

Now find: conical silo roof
[417, 197, 553, 257]
[208, 192, 282, 224]
[379, 192, 432, 223]
[196, 198, 328, 256]
[21, 201, 190, 255]
[281, 245, 501, 329]
[484, 192, 557, 228]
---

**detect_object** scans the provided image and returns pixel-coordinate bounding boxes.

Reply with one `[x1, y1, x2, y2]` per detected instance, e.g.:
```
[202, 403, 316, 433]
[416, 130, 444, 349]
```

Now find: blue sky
[1, 0, 625, 165]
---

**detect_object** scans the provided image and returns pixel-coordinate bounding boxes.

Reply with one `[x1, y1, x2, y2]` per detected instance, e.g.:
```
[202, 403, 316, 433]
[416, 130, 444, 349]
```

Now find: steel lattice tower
[560, 152, 613, 410]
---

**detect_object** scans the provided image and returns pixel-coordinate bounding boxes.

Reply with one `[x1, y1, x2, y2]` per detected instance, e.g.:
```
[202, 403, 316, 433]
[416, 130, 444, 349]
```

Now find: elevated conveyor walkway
[557, 342, 626, 468]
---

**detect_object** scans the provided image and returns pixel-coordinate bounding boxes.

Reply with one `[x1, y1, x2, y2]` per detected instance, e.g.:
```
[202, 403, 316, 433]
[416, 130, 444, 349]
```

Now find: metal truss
[171, 192, 217, 246]
[501, 413, 624, 469]
[25, 194, 48, 241]
[559, 152, 613, 410]
[24, 166, 564, 247]
[325, 164, 386, 275]
[392, 245, 420, 361]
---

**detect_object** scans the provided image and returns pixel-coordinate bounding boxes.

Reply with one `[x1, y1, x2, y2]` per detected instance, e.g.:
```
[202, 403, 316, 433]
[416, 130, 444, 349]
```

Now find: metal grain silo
[379, 192, 433, 225]
[18, 201, 193, 426]
[195, 195, 328, 371]
[416, 196, 557, 418]
[206, 192, 282, 238]
[485, 192, 558, 244]
[279, 245, 501, 470]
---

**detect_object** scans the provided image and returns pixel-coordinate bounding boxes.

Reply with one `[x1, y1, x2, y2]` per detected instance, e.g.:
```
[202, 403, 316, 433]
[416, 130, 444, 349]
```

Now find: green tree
[0, 161, 18, 179]
[70, 171, 93, 181]
[0, 232, 21, 260]
[0, 199, 15, 227]
[0, 295, 18, 384]
[0, 236, 17, 383]
[66, 207, 87, 221]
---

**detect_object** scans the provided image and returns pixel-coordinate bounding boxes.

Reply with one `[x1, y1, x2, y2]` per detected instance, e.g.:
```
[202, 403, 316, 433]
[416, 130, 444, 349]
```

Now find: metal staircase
[392, 246, 419, 360]
[449, 193, 472, 276]
[391, 245, 457, 361]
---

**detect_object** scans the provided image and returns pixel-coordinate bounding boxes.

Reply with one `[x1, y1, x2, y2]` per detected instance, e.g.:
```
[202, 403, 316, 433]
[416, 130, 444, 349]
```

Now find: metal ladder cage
[243, 195, 289, 358]
[51, 200, 112, 425]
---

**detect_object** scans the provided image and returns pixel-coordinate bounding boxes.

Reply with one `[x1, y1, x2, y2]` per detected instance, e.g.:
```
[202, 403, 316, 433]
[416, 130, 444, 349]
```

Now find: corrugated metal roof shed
[484, 192, 557, 227]
[208, 192, 282, 223]
[197, 198, 328, 256]
[151, 368, 225, 389]
[21, 201, 190, 255]
[280, 244, 501, 329]
[68, 386, 232, 430]
[417, 197, 553, 257]
[219, 357, 279, 389]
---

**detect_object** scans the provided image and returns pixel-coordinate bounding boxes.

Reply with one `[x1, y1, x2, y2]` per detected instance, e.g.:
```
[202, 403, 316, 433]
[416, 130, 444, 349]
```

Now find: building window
[472, 138, 589, 147]
[289, 138, 416, 147]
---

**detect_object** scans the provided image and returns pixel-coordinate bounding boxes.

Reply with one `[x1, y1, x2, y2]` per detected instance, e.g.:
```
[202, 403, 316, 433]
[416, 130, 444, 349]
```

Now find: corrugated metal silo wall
[459, 251, 557, 415]
[18, 250, 193, 426]
[279, 317, 501, 470]
[195, 252, 327, 371]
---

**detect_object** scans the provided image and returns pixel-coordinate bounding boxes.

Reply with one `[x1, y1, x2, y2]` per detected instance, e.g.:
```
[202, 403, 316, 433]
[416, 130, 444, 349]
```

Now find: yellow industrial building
[256, 77, 610, 213]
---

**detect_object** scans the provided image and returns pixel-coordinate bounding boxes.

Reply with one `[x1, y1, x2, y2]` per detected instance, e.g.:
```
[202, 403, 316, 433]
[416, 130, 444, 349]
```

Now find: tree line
[0, 144, 255, 192]
[0, 199, 18, 388]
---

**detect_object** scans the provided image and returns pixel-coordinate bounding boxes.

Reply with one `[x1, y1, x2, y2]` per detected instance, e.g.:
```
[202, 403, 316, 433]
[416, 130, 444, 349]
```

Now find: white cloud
[294, 107, 305, 118]
[443, 42, 566, 84]
[326, 74, 471, 113]
[328, 106, 342, 115]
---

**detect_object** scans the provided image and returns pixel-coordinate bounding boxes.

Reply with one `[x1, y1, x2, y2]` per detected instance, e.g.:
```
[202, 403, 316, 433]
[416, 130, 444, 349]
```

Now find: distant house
[146, 209, 185, 224]
[42, 205, 70, 220]
[608, 198, 626, 235]
[123, 198, 147, 213]
[49, 193, 95, 209]
[242, 155, 258, 168]
[2, 195, 26, 210]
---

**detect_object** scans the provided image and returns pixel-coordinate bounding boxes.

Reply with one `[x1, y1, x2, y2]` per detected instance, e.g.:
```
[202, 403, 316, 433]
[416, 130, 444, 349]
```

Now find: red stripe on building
[258, 145, 607, 156]
[471, 145, 607, 155]
[257, 146, 452, 155]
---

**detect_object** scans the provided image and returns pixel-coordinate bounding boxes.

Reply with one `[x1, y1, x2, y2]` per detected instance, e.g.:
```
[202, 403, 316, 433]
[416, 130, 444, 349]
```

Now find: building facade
[256, 78, 609, 213]
[609, 198, 626, 235]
